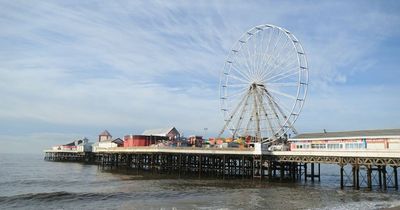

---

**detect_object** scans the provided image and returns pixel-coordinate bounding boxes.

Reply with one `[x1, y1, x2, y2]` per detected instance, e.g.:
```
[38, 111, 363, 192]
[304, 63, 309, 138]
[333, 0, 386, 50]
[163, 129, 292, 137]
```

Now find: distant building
[188, 135, 203, 147]
[123, 127, 181, 147]
[142, 127, 180, 140]
[92, 138, 123, 152]
[52, 137, 92, 152]
[98, 130, 112, 142]
[123, 135, 157, 147]
[289, 128, 400, 151]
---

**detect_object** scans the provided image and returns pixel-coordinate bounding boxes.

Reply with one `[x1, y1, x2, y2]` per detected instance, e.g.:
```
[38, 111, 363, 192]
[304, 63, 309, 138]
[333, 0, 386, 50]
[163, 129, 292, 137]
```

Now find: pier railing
[94, 146, 256, 155]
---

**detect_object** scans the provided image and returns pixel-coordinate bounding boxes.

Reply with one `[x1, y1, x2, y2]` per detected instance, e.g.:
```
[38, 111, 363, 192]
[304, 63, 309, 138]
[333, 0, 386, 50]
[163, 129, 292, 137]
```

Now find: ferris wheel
[218, 24, 308, 143]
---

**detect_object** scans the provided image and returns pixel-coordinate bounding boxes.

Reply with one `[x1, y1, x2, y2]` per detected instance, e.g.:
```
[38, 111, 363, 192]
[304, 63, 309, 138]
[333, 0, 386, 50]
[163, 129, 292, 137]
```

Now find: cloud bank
[0, 1, 399, 153]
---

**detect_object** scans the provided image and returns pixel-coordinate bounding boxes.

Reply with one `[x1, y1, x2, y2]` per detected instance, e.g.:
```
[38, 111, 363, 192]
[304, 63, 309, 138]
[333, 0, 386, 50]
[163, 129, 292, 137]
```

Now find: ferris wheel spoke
[246, 38, 258, 79]
[262, 56, 297, 81]
[261, 36, 297, 79]
[256, 30, 270, 81]
[225, 87, 249, 99]
[258, 28, 275, 80]
[274, 52, 298, 72]
[237, 39, 252, 78]
[268, 82, 298, 87]
[226, 83, 249, 88]
[262, 30, 283, 76]
[248, 33, 257, 78]
[266, 68, 298, 83]
[230, 63, 252, 81]
[267, 88, 297, 100]
[226, 73, 250, 84]
[236, 45, 254, 80]
[253, 32, 264, 80]
[254, 29, 266, 80]
[263, 36, 292, 77]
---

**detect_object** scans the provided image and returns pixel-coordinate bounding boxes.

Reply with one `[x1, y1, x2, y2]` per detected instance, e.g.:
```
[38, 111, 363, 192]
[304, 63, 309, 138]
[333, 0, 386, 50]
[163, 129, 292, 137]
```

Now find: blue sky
[1, 1, 400, 153]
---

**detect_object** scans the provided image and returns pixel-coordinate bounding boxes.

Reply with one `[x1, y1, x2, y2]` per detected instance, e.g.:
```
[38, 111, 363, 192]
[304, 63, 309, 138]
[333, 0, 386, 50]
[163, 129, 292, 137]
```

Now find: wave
[0, 191, 130, 204]
[312, 200, 400, 210]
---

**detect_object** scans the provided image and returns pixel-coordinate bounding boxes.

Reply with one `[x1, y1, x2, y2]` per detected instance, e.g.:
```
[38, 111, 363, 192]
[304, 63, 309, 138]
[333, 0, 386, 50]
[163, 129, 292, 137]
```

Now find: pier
[44, 151, 94, 162]
[44, 146, 400, 190]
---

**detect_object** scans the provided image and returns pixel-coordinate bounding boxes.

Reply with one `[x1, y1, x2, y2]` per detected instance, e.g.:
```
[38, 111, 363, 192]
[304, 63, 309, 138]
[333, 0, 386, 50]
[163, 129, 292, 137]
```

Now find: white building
[92, 137, 123, 152]
[51, 137, 92, 152]
[289, 128, 400, 151]
[98, 130, 112, 142]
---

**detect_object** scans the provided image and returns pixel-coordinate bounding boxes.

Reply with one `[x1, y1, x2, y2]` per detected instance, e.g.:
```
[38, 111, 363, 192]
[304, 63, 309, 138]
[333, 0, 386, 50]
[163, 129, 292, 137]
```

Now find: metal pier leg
[311, 163, 315, 182]
[367, 166, 372, 190]
[198, 155, 202, 179]
[304, 163, 308, 182]
[223, 155, 226, 180]
[378, 166, 382, 189]
[340, 165, 344, 189]
[318, 163, 321, 181]
[178, 154, 182, 178]
[356, 165, 360, 190]
[352, 165, 356, 188]
[242, 156, 245, 179]
[268, 161, 273, 180]
[115, 154, 119, 167]
[383, 165, 387, 190]
[394, 166, 398, 190]
[292, 163, 296, 181]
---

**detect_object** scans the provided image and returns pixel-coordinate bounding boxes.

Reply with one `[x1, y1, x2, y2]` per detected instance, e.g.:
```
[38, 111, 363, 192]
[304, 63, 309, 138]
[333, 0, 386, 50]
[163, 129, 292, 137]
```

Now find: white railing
[93, 146, 256, 154]
[270, 149, 400, 158]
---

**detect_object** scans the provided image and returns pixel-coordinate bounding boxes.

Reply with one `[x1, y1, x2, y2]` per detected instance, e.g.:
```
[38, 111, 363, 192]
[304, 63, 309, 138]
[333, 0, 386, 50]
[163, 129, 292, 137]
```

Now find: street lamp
[204, 128, 208, 138]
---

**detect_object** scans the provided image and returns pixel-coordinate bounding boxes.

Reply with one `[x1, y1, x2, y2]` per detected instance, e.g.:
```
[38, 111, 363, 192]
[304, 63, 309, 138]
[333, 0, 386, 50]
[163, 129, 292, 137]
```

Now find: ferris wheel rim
[219, 24, 309, 141]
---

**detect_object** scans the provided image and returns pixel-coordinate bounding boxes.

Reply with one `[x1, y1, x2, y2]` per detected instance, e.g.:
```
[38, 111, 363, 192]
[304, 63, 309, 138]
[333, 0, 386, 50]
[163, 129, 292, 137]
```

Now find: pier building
[98, 130, 112, 142]
[289, 129, 400, 151]
[123, 135, 157, 147]
[142, 127, 180, 141]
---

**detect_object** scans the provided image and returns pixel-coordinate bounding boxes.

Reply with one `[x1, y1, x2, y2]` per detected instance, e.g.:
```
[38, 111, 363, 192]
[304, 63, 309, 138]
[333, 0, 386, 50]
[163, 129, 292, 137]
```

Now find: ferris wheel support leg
[218, 89, 251, 138]
[265, 91, 285, 137]
[255, 90, 276, 140]
[266, 89, 298, 136]
[253, 88, 261, 142]
[232, 93, 251, 139]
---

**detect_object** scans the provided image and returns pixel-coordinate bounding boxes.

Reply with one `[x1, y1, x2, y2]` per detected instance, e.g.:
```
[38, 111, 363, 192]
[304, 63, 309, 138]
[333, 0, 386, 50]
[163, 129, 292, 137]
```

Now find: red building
[123, 127, 181, 147]
[123, 135, 157, 147]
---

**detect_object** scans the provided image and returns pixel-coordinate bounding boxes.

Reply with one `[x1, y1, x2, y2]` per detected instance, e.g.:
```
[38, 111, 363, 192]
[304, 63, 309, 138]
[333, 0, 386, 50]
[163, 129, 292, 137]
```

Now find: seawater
[0, 153, 400, 210]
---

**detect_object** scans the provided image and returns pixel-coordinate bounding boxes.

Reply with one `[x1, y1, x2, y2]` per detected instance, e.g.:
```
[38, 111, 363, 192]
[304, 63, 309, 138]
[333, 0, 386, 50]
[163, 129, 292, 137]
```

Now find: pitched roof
[112, 138, 124, 144]
[142, 127, 178, 136]
[99, 130, 112, 136]
[291, 128, 400, 140]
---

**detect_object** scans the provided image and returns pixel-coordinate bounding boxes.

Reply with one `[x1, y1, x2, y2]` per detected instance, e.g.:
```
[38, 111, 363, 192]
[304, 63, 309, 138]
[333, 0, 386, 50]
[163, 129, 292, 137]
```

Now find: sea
[1, 153, 400, 210]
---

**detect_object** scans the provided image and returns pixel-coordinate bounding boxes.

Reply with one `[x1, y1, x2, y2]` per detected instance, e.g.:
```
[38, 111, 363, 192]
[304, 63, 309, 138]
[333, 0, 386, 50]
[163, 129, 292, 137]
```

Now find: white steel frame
[219, 24, 308, 143]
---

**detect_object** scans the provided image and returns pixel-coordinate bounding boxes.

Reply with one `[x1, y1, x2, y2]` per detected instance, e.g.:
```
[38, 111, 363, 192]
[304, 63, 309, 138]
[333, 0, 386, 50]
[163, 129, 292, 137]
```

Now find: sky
[1, 0, 400, 154]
